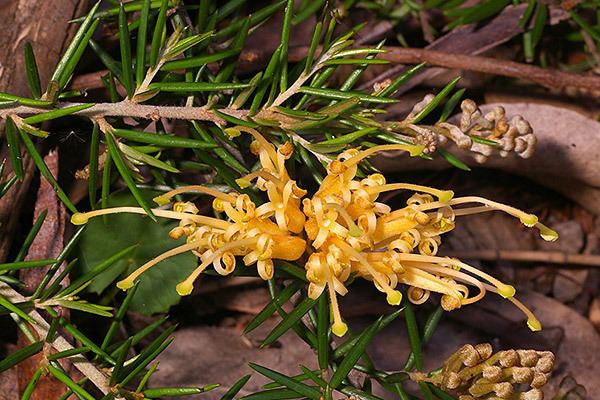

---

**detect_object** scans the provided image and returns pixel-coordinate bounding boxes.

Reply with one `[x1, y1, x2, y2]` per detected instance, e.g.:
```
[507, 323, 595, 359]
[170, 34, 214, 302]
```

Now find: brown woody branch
[380, 47, 600, 92]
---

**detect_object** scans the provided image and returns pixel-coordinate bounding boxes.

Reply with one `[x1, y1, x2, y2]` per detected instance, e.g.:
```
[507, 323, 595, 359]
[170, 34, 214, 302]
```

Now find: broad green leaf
[77, 191, 196, 314]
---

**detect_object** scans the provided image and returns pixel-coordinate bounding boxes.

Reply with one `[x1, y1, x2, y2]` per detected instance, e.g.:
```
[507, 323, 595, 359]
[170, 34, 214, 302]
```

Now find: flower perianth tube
[365, 183, 454, 203]
[483, 284, 541, 331]
[71, 207, 231, 230]
[417, 196, 539, 227]
[398, 254, 516, 298]
[153, 185, 238, 206]
[117, 241, 202, 290]
[175, 237, 260, 296]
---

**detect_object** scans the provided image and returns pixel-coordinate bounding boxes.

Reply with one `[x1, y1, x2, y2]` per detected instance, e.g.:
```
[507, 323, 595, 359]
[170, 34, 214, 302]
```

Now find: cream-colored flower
[72, 126, 557, 336]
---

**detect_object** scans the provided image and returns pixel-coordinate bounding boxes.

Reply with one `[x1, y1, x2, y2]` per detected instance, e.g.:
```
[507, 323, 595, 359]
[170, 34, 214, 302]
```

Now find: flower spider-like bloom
[71, 126, 557, 337]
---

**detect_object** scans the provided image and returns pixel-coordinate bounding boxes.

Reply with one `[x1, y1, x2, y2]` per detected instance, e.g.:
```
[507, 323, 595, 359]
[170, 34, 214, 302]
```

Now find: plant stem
[0, 281, 117, 397]
[0, 101, 247, 125]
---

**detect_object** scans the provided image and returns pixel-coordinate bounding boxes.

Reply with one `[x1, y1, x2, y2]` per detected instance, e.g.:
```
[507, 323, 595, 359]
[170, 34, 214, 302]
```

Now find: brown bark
[0, 1, 88, 398]
[0, 0, 87, 262]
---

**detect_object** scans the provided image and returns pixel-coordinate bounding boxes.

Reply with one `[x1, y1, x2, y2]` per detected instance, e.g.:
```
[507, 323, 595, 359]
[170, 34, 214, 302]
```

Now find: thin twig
[380, 47, 600, 92]
[0, 101, 248, 124]
[0, 281, 115, 397]
[441, 249, 600, 267]
[69, 45, 600, 96]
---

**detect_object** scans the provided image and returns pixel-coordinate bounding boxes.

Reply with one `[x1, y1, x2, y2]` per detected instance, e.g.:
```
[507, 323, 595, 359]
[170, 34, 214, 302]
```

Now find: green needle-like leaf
[23, 103, 94, 125]
[24, 42, 42, 99]
[105, 132, 156, 221]
[0, 295, 35, 323]
[21, 368, 43, 400]
[214, 110, 258, 128]
[333, 308, 403, 360]
[45, 308, 116, 364]
[136, 0, 151, 86]
[15, 210, 48, 262]
[214, 1, 285, 40]
[0, 259, 56, 271]
[47, 347, 90, 361]
[298, 87, 397, 104]
[436, 147, 471, 171]
[89, 122, 100, 209]
[244, 280, 304, 334]
[430, 385, 457, 400]
[0, 342, 44, 374]
[143, 386, 218, 397]
[47, 363, 95, 400]
[377, 63, 426, 98]
[110, 338, 133, 385]
[261, 296, 317, 347]
[330, 317, 382, 389]
[278, 0, 294, 91]
[150, 0, 169, 67]
[148, 82, 249, 92]
[90, 39, 123, 79]
[101, 282, 139, 350]
[120, 331, 175, 386]
[5, 118, 23, 180]
[292, 0, 326, 25]
[316, 292, 330, 370]
[249, 363, 321, 400]
[49, 1, 100, 95]
[119, 4, 134, 98]
[404, 306, 443, 370]
[163, 31, 214, 59]
[161, 48, 241, 71]
[241, 388, 304, 400]
[220, 374, 251, 400]
[18, 128, 77, 213]
[411, 76, 461, 123]
[305, 21, 323, 73]
[119, 143, 180, 173]
[112, 128, 215, 149]
[0, 92, 51, 107]
[404, 302, 423, 370]
[438, 88, 465, 123]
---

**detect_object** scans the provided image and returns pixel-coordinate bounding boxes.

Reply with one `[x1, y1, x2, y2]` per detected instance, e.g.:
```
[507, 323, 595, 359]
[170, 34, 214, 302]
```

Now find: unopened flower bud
[517, 350, 539, 367]
[499, 350, 519, 367]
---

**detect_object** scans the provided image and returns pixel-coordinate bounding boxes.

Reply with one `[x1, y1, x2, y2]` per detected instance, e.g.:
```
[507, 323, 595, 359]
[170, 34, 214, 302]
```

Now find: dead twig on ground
[380, 47, 600, 92]
[441, 249, 600, 267]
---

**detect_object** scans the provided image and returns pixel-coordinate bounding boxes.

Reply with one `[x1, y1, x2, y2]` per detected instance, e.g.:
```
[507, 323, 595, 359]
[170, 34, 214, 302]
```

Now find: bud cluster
[415, 343, 554, 400]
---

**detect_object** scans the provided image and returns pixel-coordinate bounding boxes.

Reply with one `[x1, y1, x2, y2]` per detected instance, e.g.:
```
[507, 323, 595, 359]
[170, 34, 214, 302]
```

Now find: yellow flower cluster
[72, 127, 558, 336]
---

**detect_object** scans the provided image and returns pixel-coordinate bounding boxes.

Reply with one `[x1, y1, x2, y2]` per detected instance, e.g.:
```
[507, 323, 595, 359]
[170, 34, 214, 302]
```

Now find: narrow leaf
[136, 0, 151, 86]
[18, 129, 77, 212]
[119, 4, 134, 98]
[220, 374, 251, 400]
[5, 117, 23, 179]
[249, 363, 321, 400]
[105, 132, 156, 221]
[261, 296, 317, 347]
[24, 42, 41, 99]
[0, 342, 43, 373]
[411, 76, 461, 124]
[23, 103, 94, 125]
[330, 317, 382, 388]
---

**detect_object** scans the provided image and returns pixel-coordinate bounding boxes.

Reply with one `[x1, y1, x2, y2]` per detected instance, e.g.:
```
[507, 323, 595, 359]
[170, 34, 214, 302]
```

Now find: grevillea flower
[72, 127, 558, 336]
